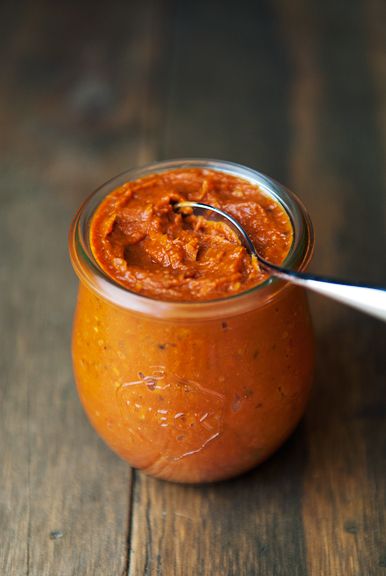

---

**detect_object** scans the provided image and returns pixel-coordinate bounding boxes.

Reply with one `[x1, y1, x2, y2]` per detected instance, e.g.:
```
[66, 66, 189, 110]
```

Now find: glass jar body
[72, 281, 314, 483]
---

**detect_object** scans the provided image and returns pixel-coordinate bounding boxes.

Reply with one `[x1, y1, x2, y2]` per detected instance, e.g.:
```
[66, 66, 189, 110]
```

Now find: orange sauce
[90, 169, 292, 301]
[71, 166, 314, 483]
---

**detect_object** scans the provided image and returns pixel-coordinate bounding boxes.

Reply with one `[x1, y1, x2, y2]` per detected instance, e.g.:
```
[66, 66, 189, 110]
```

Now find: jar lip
[69, 158, 314, 319]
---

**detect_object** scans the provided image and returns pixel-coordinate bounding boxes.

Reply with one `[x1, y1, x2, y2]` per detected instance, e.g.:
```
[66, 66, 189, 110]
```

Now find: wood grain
[129, 431, 309, 576]
[0, 0, 384, 575]
[0, 1, 169, 574]
[281, 2, 386, 574]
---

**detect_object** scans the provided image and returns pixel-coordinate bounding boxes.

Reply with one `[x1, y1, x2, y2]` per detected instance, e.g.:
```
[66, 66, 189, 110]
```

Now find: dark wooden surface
[0, 0, 385, 574]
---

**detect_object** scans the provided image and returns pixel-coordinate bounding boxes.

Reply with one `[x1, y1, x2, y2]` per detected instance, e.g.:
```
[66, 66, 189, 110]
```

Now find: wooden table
[1, 1, 385, 574]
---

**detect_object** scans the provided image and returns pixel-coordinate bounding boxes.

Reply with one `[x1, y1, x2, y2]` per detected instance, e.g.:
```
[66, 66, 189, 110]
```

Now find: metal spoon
[175, 201, 386, 321]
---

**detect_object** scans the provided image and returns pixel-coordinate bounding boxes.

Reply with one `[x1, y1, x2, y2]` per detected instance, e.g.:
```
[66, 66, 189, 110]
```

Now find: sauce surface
[90, 168, 293, 301]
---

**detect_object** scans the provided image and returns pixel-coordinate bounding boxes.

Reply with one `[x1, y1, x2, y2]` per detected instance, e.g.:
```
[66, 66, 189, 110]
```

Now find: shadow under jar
[69, 159, 315, 483]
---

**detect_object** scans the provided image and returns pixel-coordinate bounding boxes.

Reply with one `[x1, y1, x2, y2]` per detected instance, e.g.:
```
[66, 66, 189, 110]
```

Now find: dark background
[1, 1, 385, 575]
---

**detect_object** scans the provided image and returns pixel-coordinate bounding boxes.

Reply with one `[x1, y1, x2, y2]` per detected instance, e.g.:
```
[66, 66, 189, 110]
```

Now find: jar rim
[69, 158, 314, 319]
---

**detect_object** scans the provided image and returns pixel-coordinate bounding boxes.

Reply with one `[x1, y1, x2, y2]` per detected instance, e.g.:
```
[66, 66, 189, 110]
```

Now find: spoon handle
[263, 262, 386, 321]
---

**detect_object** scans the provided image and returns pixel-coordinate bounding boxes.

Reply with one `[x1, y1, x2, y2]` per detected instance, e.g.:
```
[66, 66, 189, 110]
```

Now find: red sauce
[70, 164, 314, 483]
[90, 168, 292, 301]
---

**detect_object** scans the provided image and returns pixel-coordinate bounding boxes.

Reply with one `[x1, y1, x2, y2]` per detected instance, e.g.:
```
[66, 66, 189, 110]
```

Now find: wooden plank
[0, 0, 168, 574]
[162, 0, 292, 184]
[278, 1, 386, 575]
[129, 2, 309, 575]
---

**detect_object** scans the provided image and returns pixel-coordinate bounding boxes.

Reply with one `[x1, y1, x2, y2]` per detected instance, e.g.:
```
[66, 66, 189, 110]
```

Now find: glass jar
[69, 159, 314, 483]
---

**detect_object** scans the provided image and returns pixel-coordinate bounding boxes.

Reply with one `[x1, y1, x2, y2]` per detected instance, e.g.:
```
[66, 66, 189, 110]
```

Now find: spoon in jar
[174, 201, 386, 321]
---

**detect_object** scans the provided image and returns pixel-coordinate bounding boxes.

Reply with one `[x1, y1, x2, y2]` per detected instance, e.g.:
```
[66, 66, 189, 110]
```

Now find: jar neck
[69, 159, 314, 320]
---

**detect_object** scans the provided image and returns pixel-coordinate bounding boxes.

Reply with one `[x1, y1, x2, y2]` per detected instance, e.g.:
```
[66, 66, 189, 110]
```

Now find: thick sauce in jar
[71, 164, 314, 483]
[90, 169, 293, 301]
